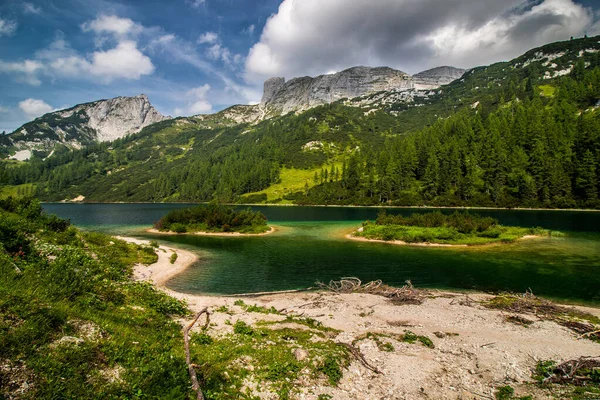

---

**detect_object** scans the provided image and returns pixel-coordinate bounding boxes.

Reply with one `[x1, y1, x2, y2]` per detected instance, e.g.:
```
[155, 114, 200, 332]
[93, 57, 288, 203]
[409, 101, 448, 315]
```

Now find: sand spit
[120, 235, 600, 400]
[146, 226, 276, 237]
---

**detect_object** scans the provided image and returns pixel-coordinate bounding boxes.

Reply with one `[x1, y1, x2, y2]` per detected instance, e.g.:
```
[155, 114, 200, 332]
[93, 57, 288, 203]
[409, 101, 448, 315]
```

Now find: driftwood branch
[337, 342, 382, 374]
[184, 308, 210, 400]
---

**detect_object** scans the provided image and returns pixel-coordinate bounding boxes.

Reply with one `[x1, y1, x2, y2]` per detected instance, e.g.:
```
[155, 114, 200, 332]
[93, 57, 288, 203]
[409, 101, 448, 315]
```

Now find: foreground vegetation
[0, 198, 354, 399]
[0, 197, 193, 398]
[354, 211, 553, 245]
[153, 203, 270, 234]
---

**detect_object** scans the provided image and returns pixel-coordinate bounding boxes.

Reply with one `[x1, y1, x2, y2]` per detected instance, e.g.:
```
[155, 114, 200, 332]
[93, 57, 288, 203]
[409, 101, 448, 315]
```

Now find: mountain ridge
[259, 65, 466, 115]
[4, 94, 167, 160]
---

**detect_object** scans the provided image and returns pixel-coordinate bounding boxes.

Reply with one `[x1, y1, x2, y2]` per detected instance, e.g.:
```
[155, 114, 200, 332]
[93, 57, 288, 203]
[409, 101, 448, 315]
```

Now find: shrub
[169, 252, 178, 264]
[171, 223, 187, 233]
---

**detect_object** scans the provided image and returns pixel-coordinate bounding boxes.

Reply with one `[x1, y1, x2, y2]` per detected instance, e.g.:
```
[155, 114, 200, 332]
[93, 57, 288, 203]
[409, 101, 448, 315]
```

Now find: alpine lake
[42, 204, 600, 305]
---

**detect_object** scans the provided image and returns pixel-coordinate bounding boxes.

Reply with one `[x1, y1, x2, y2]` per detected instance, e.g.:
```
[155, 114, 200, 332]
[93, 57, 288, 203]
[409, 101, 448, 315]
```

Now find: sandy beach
[145, 226, 276, 237]
[119, 235, 600, 400]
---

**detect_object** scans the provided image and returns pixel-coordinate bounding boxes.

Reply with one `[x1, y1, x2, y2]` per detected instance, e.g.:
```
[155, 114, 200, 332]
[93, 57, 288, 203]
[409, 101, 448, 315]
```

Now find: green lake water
[42, 204, 600, 303]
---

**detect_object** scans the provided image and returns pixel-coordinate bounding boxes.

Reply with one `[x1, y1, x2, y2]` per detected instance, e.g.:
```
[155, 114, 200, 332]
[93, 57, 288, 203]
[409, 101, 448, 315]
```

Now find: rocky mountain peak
[6, 94, 168, 159]
[260, 65, 465, 115]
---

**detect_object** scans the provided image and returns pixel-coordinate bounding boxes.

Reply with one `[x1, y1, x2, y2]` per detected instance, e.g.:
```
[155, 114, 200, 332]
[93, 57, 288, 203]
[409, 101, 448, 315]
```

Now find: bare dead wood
[337, 342, 382, 374]
[317, 278, 428, 305]
[184, 308, 210, 400]
[579, 329, 600, 339]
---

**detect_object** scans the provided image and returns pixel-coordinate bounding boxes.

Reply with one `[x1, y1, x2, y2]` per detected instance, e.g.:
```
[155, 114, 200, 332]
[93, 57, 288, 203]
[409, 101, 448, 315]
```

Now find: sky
[0, 0, 599, 133]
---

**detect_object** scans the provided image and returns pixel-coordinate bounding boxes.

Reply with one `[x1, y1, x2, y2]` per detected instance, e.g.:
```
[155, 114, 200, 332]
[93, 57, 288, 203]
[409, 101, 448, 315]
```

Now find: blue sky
[1, 0, 599, 133]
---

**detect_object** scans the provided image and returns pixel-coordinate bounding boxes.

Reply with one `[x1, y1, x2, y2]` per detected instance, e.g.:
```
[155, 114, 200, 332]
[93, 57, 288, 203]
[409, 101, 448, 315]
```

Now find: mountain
[1, 35, 600, 209]
[259, 66, 466, 115]
[4, 94, 167, 160]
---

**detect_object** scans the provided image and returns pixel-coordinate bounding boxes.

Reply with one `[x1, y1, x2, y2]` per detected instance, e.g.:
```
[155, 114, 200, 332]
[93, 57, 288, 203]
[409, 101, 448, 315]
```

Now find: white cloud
[0, 59, 43, 85]
[187, 0, 206, 8]
[175, 84, 213, 115]
[18, 98, 53, 118]
[243, 24, 255, 35]
[246, 0, 596, 82]
[187, 100, 213, 114]
[81, 14, 141, 37]
[88, 40, 154, 81]
[0, 106, 8, 113]
[23, 3, 42, 14]
[0, 18, 17, 36]
[198, 31, 218, 44]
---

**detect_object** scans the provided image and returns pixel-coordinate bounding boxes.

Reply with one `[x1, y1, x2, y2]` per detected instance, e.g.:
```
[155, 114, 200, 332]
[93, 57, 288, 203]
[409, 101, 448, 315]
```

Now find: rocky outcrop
[413, 66, 466, 90]
[6, 94, 167, 158]
[260, 66, 465, 115]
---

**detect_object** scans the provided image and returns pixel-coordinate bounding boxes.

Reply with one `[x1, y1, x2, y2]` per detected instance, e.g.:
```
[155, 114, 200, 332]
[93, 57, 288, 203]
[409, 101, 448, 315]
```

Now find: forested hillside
[1, 36, 600, 208]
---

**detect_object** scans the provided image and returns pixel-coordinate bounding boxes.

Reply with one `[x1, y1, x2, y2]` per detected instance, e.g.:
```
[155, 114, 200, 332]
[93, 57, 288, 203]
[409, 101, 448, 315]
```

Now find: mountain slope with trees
[1, 36, 599, 208]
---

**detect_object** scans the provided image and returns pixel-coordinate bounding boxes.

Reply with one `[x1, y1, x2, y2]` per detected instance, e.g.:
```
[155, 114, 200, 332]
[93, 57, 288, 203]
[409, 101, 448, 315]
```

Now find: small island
[350, 211, 556, 246]
[152, 204, 272, 235]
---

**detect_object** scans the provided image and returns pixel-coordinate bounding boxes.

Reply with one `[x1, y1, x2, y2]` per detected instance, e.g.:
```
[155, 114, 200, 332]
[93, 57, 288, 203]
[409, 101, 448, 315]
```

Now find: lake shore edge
[145, 226, 275, 237]
[43, 200, 600, 212]
[117, 234, 600, 400]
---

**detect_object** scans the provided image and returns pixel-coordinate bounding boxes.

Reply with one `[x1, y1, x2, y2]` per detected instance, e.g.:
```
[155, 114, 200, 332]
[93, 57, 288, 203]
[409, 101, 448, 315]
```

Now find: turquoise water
[42, 204, 600, 303]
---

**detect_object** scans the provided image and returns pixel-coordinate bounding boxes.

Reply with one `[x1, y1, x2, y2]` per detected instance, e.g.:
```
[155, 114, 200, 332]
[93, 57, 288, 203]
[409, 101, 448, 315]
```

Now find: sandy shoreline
[118, 235, 600, 399]
[345, 232, 543, 247]
[146, 226, 276, 237]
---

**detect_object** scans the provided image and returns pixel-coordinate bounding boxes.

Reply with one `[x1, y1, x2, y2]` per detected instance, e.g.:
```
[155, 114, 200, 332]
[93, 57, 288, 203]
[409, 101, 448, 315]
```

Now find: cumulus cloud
[187, 0, 206, 8]
[0, 15, 155, 85]
[246, 0, 597, 82]
[81, 14, 141, 37]
[174, 84, 213, 115]
[87, 40, 154, 80]
[0, 18, 17, 36]
[23, 3, 42, 14]
[198, 31, 218, 44]
[0, 59, 43, 85]
[18, 98, 54, 118]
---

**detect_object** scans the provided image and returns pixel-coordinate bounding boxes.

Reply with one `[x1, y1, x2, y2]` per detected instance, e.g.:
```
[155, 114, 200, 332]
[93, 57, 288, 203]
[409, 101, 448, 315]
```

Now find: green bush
[169, 252, 178, 264]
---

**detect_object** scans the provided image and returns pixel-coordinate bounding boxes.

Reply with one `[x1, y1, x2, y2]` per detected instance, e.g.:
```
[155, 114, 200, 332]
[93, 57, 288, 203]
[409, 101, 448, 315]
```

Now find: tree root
[184, 308, 210, 400]
[337, 342, 382, 374]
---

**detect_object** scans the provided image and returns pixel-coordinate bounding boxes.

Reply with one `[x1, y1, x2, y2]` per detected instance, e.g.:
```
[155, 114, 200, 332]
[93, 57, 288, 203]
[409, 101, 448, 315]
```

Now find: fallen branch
[579, 329, 600, 339]
[317, 278, 428, 305]
[184, 308, 210, 400]
[337, 342, 382, 374]
[544, 356, 600, 386]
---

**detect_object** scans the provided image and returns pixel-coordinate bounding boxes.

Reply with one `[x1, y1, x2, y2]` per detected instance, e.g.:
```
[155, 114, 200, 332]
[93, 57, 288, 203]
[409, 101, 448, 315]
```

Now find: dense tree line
[299, 66, 600, 208]
[1, 37, 599, 208]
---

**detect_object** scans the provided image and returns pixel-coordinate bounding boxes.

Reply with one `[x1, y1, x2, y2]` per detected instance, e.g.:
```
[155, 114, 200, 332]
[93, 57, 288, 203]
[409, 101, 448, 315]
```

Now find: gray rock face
[261, 66, 465, 115]
[6, 94, 167, 157]
[413, 66, 466, 90]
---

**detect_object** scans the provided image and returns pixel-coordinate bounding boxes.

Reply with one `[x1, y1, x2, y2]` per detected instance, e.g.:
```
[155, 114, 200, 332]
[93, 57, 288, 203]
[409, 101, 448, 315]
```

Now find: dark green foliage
[154, 203, 269, 234]
[3, 36, 600, 210]
[319, 355, 343, 385]
[375, 210, 498, 233]
[233, 320, 255, 335]
[0, 197, 192, 399]
[495, 385, 515, 400]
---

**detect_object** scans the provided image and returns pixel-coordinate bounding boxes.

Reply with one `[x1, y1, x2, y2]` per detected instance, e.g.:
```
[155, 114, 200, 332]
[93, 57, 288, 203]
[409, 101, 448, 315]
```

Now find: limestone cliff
[260, 66, 465, 115]
[6, 94, 167, 158]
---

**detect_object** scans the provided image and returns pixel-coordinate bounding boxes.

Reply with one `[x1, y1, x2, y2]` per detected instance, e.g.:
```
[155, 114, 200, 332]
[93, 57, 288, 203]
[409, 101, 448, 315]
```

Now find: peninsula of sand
[118, 235, 600, 399]
[146, 226, 275, 237]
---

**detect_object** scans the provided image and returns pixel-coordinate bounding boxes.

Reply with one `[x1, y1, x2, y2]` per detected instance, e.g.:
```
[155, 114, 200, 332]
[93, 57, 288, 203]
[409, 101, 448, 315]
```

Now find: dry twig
[184, 308, 210, 400]
[337, 342, 382, 374]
